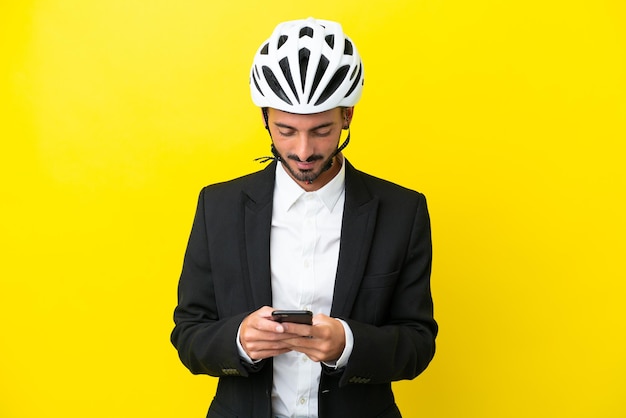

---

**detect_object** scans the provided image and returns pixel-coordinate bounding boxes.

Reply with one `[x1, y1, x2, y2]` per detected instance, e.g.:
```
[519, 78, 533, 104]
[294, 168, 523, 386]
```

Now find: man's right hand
[239, 306, 299, 360]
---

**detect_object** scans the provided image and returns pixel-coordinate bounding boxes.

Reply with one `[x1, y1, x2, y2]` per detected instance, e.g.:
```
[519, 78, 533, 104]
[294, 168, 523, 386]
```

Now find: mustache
[287, 154, 324, 163]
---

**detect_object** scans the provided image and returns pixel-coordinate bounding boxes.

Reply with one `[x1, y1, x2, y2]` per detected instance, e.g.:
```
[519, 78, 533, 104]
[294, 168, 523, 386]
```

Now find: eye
[313, 129, 332, 137]
[278, 129, 296, 137]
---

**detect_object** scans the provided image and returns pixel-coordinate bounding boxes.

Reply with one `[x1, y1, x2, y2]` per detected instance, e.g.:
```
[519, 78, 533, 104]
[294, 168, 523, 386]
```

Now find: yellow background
[2, 0, 625, 417]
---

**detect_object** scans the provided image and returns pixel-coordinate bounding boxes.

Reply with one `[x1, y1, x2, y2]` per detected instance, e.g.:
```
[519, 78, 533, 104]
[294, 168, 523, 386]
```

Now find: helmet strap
[254, 108, 281, 163]
[262, 107, 270, 131]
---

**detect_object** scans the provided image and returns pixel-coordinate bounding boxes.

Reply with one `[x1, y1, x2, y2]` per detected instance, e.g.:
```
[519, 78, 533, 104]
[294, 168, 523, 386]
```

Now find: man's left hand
[280, 314, 346, 363]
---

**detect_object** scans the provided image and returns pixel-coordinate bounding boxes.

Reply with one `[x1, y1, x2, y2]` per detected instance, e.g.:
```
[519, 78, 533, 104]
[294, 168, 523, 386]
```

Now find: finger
[281, 322, 313, 337]
[246, 309, 287, 334]
[246, 347, 291, 361]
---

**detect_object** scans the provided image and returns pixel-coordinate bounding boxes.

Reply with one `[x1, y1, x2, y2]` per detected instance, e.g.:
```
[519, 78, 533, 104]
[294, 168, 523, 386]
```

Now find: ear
[343, 107, 354, 129]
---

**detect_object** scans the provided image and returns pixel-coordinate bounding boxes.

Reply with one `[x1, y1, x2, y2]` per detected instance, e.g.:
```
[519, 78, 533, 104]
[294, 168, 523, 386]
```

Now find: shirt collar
[275, 158, 346, 212]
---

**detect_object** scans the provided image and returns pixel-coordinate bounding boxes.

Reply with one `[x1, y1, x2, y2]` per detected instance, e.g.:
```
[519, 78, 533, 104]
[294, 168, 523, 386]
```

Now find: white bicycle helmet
[250, 17, 364, 114]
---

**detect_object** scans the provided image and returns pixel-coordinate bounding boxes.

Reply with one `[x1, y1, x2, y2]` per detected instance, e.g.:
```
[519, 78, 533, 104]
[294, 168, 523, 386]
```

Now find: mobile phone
[271, 310, 313, 325]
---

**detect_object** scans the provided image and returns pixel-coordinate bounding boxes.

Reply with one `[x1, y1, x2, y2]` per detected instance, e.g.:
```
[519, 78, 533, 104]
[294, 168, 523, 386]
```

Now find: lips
[296, 161, 316, 171]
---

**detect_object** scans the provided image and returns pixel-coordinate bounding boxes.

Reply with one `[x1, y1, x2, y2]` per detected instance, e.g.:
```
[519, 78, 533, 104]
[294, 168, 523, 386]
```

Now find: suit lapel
[330, 161, 379, 317]
[240, 162, 276, 309]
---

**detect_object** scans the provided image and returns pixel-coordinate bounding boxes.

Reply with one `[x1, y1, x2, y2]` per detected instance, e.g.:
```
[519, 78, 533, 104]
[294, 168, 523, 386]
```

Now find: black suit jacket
[171, 160, 437, 417]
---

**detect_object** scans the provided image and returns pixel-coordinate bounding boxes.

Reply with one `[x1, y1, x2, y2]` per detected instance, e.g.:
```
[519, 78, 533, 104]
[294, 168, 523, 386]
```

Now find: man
[171, 18, 437, 417]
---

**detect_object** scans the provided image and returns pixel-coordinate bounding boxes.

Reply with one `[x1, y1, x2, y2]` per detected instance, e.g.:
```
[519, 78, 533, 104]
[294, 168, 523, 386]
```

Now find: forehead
[268, 107, 342, 128]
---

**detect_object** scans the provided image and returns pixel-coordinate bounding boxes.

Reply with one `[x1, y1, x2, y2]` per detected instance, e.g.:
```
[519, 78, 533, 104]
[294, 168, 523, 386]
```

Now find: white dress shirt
[238, 159, 354, 418]
[271, 159, 353, 418]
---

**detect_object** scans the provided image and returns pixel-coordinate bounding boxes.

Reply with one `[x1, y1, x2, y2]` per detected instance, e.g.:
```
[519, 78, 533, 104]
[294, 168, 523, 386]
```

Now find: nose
[293, 134, 315, 162]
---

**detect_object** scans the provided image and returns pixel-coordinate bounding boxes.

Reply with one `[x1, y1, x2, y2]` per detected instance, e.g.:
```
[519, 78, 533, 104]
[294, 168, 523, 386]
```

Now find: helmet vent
[325, 35, 334, 48]
[299, 48, 311, 90]
[345, 63, 362, 97]
[260, 43, 269, 55]
[262, 66, 293, 105]
[308, 55, 329, 103]
[277, 35, 288, 49]
[300, 27, 314, 38]
[344, 39, 353, 56]
[279, 57, 299, 103]
[252, 71, 264, 97]
[315, 65, 349, 106]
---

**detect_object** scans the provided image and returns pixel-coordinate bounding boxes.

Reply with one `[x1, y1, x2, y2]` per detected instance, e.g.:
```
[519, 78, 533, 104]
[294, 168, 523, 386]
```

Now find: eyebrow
[273, 122, 335, 131]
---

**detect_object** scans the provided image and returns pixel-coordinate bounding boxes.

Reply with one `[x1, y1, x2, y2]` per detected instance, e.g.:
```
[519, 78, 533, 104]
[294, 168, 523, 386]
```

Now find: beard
[280, 152, 335, 184]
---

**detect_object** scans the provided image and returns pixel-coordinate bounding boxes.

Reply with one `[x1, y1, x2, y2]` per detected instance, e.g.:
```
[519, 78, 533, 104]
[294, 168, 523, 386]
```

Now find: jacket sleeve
[334, 193, 437, 386]
[170, 188, 265, 377]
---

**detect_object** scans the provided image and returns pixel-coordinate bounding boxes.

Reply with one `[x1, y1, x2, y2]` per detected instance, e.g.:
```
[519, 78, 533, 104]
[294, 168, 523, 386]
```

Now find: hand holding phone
[271, 310, 313, 325]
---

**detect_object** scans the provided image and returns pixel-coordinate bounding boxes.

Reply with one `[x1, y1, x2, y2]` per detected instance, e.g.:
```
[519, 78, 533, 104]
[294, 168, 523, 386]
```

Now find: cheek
[271, 138, 289, 154]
